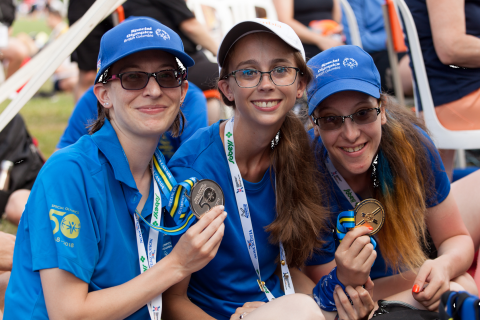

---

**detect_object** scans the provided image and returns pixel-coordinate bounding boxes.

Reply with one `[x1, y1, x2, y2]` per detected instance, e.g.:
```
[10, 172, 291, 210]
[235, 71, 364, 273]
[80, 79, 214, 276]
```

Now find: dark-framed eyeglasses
[223, 66, 302, 88]
[103, 69, 185, 90]
[312, 104, 382, 131]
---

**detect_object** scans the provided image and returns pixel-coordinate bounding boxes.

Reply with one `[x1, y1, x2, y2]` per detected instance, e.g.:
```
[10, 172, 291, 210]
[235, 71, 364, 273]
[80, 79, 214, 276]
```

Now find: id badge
[0, 23, 8, 49]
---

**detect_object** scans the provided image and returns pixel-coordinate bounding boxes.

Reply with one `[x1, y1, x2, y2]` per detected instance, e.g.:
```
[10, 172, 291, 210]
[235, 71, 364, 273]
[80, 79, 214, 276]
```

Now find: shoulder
[42, 136, 105, 182]
[168, 121, 220, 169]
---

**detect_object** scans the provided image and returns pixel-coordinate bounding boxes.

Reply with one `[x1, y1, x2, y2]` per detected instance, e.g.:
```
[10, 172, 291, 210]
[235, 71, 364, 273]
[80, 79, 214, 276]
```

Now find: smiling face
[218, 32, 306, 128]
[94, 50, 187, 141]
[312, 91, 386, 178]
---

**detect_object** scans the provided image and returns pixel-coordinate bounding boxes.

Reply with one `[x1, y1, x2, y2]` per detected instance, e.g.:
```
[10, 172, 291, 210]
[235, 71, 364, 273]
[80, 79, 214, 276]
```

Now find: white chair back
[339, 0, 363, 48]
[395, 0, 480, 150]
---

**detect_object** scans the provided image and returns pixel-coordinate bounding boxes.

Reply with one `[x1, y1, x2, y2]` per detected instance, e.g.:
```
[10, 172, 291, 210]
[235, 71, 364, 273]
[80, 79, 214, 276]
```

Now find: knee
[284, 294, 324, 320]
[5, 189, 30, 225]
[452, 273, 478, 296]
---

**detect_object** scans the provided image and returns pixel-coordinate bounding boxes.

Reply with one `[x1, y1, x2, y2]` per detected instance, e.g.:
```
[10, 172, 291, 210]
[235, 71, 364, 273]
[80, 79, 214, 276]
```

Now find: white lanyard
[134, 167, 163, 320]
[325, 156, 360, 209]
[224, 118, 295, 301]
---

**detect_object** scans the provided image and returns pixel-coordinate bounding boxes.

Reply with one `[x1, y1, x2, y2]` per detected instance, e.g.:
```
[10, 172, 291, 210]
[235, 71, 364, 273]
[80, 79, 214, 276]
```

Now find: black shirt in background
[123, 0, 197, 55]
[293, 0, 334, 59]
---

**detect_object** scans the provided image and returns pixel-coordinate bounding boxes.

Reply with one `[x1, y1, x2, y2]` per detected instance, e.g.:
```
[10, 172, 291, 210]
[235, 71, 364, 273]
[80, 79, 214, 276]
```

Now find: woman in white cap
[4, 17, 226, 320]
[304, 45, 477, 313]
[163, 20, 374, 320]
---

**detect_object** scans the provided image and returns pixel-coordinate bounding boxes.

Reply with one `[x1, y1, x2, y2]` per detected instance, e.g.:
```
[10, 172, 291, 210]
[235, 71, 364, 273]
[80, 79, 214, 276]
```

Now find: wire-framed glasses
[312, 104, 382, 131]
[223, 66, 302, 88]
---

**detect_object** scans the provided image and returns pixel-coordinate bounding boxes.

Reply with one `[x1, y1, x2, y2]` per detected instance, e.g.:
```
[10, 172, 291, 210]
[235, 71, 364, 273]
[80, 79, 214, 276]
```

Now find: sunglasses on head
[312, 102, 382, 131]
[99, 67, 186, 90]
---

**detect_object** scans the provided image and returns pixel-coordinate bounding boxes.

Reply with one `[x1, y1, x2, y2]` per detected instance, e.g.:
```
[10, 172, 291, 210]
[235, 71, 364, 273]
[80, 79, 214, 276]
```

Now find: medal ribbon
[224, 118, 295, 301]
[136, 147, 198, 236]
[133, 147, 199, 319]
[325, 157, 377, 248]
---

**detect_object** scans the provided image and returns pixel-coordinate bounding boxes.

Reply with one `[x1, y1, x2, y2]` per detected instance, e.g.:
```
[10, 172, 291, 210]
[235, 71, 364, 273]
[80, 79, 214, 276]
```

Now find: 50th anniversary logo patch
[49, 205, 81, 242]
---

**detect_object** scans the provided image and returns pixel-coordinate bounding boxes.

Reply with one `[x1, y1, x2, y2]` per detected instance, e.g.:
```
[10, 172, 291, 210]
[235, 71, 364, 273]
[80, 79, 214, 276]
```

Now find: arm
[304, 260, 337, 285]
[290, 267, 316, 294]
[162, 275, 215, 320]
[0, 232, 15, 271]
[412, 192, 474, 310]
[426, 0, 480, 67]
[179, 18, 219, 56]
[42, 207, 226, 320]
[273, 0, 343, 51]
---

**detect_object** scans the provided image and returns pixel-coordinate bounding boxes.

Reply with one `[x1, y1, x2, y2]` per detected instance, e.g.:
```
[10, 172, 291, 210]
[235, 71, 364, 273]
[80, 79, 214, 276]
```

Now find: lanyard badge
[224, 118, 295, 301]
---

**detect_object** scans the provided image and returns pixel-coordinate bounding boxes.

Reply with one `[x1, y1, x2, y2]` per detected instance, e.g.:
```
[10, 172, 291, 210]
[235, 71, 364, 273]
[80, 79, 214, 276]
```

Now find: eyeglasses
[223, 67, 302, 88]
[106, 69, 185, 90]
[312, 105, 381, 131]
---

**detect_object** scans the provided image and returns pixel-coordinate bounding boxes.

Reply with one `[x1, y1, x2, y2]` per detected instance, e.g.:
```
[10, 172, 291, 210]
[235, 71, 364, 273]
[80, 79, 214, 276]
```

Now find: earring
[105, 102, 109, 106]
[371, 153, 379, 188]
[270, 130, 281, 150]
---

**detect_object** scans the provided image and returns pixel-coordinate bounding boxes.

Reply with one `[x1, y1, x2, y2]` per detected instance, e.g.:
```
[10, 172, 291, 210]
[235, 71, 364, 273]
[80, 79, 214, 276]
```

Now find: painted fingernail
[368, 226, 373, 231]
[412, 285, 420, 293]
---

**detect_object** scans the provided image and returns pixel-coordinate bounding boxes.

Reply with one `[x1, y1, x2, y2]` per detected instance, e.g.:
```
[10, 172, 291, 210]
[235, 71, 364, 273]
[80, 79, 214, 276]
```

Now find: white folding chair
[395, 0, 480, 167]
[339, 0, 363, 48]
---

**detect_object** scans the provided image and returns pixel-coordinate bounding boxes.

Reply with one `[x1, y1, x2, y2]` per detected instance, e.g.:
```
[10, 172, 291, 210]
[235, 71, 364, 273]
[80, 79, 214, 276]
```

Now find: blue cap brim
[308, 78, 381, 115]
[94, 46, 195, 84]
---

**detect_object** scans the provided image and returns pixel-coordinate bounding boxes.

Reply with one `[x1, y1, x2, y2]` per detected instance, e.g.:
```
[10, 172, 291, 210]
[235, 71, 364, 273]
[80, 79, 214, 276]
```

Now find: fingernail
[223, 211, 227, 216]
[335, 285, 340, 290]
[412, 285, 420, 293]
[368, 226, 373, 231]
[217, 205, 225, 211]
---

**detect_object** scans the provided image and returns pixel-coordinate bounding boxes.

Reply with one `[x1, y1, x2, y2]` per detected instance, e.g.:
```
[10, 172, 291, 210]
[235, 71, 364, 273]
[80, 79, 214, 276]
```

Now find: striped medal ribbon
[135, 146, 197, 235]
[224, 118, 294, 301]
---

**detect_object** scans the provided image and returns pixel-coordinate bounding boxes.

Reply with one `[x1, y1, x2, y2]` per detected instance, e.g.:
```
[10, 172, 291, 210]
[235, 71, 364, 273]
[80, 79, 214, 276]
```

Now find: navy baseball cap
[307, 45, 381, 115]
[95, 17, 195, 84]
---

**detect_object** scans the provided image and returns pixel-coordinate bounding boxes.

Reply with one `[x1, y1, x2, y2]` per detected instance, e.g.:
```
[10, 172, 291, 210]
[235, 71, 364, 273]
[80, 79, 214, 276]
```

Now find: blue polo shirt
[56, 83, 208, 162]
[167, 121, 283, 320]
[4, 119, 172, 319]
[305, 128, 450, 280]
[342, 0, 386, 53]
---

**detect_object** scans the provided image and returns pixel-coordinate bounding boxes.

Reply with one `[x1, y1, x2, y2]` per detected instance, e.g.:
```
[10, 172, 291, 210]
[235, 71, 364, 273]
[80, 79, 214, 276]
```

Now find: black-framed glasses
[223, 66, 302, 88]
[312, 105, 381, 131]
[105, 69, 185, 90]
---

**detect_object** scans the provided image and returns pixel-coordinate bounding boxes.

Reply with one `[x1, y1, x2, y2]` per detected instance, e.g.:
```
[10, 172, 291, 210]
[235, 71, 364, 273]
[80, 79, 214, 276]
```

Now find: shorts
[70, 19, 113, 71]
[187, 50, 219, 91]
[369, 50, 407, 95]
[435, 87, 480, 131]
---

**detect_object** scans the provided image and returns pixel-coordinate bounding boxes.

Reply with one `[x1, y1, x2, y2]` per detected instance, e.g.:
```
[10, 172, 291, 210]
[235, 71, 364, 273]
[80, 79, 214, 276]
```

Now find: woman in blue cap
[304, 45, 477, 312]
[4, 17, 226, 320]
[163, 20, 374, 320]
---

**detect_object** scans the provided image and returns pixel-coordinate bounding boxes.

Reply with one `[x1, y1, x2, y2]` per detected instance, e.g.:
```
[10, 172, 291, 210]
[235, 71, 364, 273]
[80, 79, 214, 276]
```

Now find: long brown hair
[315, 94, 437, 273]
[219, 44, 330, 268]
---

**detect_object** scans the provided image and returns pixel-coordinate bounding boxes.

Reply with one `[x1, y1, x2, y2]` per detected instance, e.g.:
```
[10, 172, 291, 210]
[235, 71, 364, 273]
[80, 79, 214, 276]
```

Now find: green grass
[11, 16, 50, 36]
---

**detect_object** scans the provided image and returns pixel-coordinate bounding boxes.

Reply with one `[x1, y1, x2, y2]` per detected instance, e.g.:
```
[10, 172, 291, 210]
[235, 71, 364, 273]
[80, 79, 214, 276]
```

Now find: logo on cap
[343, 58, 358, 69]
[96, 59, 101, 73]
[156, 29, 170, 40]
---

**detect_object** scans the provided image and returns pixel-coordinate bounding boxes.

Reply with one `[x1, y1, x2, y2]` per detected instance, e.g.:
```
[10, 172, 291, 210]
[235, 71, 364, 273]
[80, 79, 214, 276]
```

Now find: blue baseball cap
[307, 45, 381, 115]
[95, 17, 195, 84]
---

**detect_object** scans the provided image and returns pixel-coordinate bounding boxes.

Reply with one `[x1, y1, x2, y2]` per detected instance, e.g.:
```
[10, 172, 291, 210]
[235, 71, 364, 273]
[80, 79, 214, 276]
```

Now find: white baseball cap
[217, 18, 305, 73]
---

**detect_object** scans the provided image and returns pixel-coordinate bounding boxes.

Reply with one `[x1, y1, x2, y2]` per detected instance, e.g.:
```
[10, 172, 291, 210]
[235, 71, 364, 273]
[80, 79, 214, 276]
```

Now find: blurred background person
[273, 0, 344, 59]
[405, 0, 480, 179]
[342, 0, 413, 96]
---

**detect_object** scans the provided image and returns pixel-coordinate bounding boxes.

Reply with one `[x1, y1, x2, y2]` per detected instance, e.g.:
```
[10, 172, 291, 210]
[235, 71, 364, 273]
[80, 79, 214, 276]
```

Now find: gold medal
[354, 199, 385, 236]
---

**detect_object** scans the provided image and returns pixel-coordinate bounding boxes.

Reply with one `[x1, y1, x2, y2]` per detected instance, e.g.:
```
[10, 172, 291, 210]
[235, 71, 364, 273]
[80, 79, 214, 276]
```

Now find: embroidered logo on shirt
[49, 205, 81, 239]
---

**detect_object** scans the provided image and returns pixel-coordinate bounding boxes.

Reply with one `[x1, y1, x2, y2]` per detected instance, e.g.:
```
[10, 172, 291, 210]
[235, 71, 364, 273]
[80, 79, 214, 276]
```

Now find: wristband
[312, 267, 346, 312]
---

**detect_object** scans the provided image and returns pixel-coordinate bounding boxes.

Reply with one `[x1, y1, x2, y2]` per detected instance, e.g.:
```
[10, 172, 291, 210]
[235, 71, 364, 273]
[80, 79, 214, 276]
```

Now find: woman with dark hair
[4, 17, 226, 320]
[304, 45, 477, 313]
[163, 20, 373, 320]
